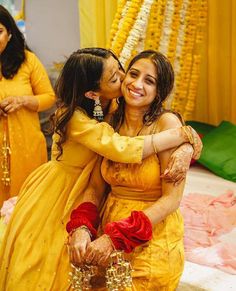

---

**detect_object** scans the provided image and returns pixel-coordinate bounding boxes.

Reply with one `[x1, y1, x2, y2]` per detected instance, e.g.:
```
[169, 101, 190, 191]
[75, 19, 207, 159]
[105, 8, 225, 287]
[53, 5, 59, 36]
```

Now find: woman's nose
[132, 78, 143, 89]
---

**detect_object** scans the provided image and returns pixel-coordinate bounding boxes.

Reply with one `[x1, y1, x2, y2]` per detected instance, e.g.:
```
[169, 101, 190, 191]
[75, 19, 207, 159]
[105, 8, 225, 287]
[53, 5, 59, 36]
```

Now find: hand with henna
[68, 228, 91, 267]
[187, 126, 202, 160]
[84, 234, 114, 267]
[162, 143, 193, 185]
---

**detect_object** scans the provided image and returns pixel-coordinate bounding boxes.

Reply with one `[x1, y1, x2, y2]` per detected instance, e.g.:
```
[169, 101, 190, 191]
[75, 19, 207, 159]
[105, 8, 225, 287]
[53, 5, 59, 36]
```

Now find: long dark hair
[53, 47, 122, 159]
[112, 50, 175, 130]
[0, 5, 28, 79]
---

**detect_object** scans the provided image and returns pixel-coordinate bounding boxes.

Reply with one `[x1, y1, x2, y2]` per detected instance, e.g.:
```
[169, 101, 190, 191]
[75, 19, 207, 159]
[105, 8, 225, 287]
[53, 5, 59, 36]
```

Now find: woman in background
[68, 50, 191, 290]
[0, 5, 56, 205]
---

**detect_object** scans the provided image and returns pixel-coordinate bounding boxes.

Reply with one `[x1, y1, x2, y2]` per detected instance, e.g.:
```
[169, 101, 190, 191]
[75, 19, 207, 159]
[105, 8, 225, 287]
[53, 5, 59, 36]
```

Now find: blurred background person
[0, 4, 56, 206]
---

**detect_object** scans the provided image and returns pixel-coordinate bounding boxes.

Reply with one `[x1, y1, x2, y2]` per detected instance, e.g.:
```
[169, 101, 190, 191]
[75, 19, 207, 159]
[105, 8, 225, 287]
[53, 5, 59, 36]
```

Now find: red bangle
[66, 202, 100, 240]
[104, 211, 152, 253]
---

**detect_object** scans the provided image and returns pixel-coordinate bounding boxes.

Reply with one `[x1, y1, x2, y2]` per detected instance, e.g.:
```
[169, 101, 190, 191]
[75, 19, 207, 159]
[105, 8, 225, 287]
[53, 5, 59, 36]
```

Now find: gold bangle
[182, 126, 194, 145]
[151, 134, 158, 154]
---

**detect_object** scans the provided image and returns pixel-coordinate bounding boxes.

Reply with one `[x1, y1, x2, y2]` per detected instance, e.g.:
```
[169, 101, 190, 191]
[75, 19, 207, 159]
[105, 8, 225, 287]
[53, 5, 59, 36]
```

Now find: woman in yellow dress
[0, 48, 201, 290]
[68, 50, 192, 290]
[0, 5, 56, 205]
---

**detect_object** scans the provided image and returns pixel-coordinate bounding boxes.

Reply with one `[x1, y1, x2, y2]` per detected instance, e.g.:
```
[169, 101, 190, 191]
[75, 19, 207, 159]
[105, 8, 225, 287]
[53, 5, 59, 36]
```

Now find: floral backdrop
[107, 0, 207, 120]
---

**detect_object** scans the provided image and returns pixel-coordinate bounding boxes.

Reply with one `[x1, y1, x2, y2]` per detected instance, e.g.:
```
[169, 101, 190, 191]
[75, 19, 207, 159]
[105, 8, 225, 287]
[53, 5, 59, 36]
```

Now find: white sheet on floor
[178, 164, 236, 291]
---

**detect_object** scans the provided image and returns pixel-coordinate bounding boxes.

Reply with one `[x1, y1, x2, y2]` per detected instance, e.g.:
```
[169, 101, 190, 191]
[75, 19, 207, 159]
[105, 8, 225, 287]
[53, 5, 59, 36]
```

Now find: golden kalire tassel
[1, 117, 11, 187]
[106, 250, 133, 290]
[69, 264, 97, 290]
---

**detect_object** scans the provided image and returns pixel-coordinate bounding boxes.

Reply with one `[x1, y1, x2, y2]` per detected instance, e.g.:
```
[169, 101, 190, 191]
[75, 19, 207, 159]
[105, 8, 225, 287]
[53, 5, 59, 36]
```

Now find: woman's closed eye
[111, 77, 118, 83]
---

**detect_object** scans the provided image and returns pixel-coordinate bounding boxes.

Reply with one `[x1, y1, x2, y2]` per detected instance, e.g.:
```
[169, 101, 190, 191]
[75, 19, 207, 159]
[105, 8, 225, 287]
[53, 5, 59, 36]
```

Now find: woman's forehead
[102, 56, 118, 80]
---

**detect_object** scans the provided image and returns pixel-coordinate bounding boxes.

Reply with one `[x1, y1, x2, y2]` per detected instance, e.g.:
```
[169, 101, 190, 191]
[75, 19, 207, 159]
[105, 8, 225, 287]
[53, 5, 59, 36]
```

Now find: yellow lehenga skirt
[94, 155, 185, 291]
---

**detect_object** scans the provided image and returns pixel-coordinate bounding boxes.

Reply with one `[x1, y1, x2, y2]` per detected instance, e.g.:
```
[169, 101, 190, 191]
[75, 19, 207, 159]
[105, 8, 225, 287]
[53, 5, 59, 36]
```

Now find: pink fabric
[180, 191, 236, 274]
[0, 196, 17, 224]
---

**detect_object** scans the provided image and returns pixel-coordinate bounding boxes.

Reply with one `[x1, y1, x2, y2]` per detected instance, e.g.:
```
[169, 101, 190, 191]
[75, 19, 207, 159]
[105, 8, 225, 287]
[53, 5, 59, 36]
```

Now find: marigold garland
[119, 0, 154, 67]
[144, 0, 166, 51]
[166, 0, 182, 64]
[109, 0, 143, 57]
[107, 0, 207, 119]
[107, 0, 127, 49]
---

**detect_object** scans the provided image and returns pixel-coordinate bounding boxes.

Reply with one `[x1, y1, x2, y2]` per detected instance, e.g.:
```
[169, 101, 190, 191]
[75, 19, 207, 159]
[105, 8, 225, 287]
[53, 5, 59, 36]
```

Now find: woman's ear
[85, 91, 100, 100]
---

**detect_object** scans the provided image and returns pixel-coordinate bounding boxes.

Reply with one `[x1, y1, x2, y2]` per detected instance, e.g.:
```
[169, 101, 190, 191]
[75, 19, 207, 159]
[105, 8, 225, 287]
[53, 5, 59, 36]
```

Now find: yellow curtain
[194, 0, 236, 125]
[78, 0, 117, 48]
[78, 0, 236, 126]
[14, 0, 25, 21]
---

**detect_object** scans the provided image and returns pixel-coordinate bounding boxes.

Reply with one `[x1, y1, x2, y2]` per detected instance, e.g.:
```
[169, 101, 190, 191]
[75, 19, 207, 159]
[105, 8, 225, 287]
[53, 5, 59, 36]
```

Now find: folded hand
[0, 107, 7, 117]
[189, 127, 203, 160]
[68, 228, 91, 267]
[162, 143, 193, 185]
[84, 234, 114, 267]
[0, 96, 25, 113]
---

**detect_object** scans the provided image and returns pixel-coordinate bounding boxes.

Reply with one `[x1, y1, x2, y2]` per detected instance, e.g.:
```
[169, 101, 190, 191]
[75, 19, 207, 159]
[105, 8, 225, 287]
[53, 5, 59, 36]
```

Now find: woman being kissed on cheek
[67, 50, 200, 290]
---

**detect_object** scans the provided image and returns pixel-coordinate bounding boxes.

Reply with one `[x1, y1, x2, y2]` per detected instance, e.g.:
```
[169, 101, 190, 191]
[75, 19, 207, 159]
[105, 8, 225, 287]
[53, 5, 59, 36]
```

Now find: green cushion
[198, 121, 236, 182]
[186, 120, 216, 136]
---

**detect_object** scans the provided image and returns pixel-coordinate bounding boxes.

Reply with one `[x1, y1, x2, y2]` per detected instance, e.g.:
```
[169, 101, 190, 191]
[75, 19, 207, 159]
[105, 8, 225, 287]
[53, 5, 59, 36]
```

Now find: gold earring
[93, 99, 104, 121]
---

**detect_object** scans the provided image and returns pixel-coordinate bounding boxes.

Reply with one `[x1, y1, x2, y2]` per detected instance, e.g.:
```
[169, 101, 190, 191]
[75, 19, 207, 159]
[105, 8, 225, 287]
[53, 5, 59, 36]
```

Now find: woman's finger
[85, 247, 97, 265]
[164, 158, 175, 175]
[174, 175, 185, 186]
[2, 104, 12, 112]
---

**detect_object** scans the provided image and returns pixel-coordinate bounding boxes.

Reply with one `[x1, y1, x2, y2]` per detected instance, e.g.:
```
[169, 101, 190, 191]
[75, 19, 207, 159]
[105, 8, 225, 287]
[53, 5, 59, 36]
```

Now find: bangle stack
[182, 126, 194, 144]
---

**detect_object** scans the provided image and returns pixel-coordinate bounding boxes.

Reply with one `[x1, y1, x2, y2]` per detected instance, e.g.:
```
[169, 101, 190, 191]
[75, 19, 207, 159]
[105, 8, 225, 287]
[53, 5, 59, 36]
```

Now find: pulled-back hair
[112, 50, 175, 130]
[0, 5, 27, 79]
[53, 47, 122, 159]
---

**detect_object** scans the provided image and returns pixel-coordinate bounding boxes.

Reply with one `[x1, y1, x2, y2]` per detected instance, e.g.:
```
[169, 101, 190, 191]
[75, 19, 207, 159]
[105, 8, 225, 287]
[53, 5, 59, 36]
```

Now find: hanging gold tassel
[1, 117, 11, 187]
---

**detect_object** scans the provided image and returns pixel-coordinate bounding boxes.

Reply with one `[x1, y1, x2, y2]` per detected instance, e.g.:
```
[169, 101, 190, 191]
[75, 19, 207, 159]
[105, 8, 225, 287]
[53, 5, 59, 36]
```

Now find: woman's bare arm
[143, 113, 186, 224]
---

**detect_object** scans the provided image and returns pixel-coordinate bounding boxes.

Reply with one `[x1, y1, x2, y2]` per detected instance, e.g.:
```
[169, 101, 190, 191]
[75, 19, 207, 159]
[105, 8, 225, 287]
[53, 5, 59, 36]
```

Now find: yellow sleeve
[68, 110, 144, 163]
[27, 51, 56, 111]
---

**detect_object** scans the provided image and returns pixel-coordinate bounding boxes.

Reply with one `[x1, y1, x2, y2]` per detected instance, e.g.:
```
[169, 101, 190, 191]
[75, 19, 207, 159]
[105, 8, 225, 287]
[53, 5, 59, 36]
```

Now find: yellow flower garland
[108, 0, 207, 119]
[107, 0, 127, 49]
[167, 0, 182, 64]
[108, 0, 143, 57]
[145, 0, 167, 50]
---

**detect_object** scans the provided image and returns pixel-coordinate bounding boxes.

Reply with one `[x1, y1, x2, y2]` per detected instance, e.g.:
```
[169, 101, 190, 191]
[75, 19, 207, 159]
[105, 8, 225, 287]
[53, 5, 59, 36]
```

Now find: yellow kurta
[98, 155, 184, 291]
[0, 110, 144, 291]
[0, 50, 55, 205]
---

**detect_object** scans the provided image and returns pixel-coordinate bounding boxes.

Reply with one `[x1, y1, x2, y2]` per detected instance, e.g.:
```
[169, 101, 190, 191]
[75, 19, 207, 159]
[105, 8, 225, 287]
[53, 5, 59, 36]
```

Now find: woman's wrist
[21, 96, 39, 111]
[103, 234, 116, 250]
[66, 202, 100, 240]
[69, 225, 92, 239]
[181, 126, 194, 144]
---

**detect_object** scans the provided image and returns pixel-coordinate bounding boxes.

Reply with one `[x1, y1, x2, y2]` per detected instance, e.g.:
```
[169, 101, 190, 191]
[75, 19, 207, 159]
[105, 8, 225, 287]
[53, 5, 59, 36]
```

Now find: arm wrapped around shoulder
[104, 211, 153, 253]
[66, 202, 100, 240]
